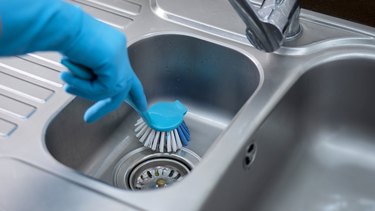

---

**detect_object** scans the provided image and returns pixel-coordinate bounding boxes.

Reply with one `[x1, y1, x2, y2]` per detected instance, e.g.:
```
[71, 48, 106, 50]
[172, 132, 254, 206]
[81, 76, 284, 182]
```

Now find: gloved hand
[60, 57, 147, 123]
[58, 13, 148, 123]
[0, 0, 147, 123]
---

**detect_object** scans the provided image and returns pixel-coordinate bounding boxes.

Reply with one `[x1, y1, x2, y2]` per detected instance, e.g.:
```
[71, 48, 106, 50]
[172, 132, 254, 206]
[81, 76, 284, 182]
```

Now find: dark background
[301, 0, 375, 27]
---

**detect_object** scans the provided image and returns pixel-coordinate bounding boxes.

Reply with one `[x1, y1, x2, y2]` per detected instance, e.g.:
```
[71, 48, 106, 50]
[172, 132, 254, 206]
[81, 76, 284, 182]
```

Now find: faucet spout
[229, 0, 302, 52]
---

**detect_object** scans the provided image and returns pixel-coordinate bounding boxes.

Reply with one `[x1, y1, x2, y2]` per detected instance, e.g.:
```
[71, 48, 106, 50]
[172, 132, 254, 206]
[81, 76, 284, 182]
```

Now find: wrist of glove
[0, 0, 79, 55]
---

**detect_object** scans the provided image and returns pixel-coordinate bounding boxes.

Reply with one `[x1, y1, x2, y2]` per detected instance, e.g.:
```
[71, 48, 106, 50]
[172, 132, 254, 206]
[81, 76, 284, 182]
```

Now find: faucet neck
[285, 6, 302, 40]
[229, 0, 302, 52]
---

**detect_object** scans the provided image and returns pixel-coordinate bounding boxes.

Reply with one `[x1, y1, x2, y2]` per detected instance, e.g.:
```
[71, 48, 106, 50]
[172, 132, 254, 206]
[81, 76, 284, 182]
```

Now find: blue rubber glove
[0, 0, 147, 123]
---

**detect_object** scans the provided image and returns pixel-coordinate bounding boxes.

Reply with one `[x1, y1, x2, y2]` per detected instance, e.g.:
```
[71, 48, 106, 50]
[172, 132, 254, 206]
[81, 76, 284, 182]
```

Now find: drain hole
[247, 144, 255, 153]
[245, 156, 252, 165]
[113, 148, 200, 191]
[147, 171, 153, 178]
[243, 142, 257, 170]
[128, 159, 190, 190]
[169, 170, 175, 177]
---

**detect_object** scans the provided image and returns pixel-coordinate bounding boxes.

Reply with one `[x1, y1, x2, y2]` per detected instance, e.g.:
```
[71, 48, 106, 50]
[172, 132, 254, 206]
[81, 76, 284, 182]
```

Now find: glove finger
[63, 84, 103, 101]
[60, 72, 109, 99]
[128, 76, 148, 112]
[61, 58, 94, 80]
[60, 72, 95, 97]
[63, 84, 81, 96]
[60, 71, 90, 88]
[84, 91, 127, 123]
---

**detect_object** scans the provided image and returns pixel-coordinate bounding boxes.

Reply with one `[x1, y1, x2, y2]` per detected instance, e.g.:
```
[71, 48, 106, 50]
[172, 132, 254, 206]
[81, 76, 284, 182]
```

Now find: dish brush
[62, 59, 190, 152]
[129, 99, 190, 153]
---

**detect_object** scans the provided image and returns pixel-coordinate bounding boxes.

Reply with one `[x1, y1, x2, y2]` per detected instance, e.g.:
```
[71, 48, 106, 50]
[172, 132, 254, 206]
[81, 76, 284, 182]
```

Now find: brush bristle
[134, 118, 190, 153]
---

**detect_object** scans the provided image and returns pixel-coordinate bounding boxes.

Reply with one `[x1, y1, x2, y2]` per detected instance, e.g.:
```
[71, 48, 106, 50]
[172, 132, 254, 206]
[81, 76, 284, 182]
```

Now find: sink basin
[252, 58, 375, 211]
[45, 34, 260, 189]
[206, 57, 375, 211]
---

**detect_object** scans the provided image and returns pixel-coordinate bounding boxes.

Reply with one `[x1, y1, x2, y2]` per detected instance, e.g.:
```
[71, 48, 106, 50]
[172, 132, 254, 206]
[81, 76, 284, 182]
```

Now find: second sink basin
[253, 58, 375, 210]
[210, 56, 375, 211]
[45, 34, 260, 189]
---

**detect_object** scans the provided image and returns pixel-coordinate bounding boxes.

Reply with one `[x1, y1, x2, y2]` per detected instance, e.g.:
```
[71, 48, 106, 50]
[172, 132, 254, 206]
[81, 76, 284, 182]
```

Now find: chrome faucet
[229, 0, 302, 52]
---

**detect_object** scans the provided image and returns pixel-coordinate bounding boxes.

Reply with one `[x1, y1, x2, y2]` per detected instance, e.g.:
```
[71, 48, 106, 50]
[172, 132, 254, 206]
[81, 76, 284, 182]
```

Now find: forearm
[0, 0, 82, 56]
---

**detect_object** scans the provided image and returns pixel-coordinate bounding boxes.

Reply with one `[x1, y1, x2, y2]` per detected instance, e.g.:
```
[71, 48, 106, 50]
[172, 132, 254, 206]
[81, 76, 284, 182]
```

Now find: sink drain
[113, 147, 200, 190]
[129, 158, 189, 190]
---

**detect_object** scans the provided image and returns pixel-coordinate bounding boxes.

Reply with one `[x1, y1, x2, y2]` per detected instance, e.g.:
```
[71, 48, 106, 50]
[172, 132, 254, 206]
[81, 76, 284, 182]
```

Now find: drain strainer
[129, 158, 190, 190]
[113, 147, 200, 191]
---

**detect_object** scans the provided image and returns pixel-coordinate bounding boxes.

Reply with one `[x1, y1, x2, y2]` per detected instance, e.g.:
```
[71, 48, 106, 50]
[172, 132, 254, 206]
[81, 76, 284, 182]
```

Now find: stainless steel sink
[1, 0, 374, 210]
[45, 34, 260, 189]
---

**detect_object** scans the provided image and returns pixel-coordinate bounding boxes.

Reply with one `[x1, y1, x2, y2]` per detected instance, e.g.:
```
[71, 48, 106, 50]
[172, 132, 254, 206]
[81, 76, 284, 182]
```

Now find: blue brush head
[134, 100, 191, 152]
[144, 100, 188, 132]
